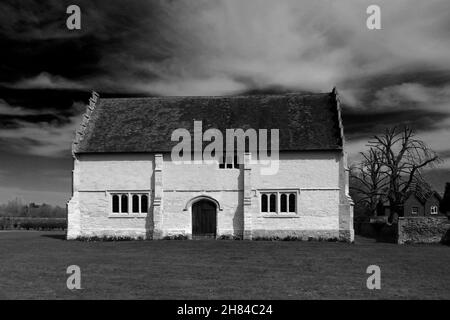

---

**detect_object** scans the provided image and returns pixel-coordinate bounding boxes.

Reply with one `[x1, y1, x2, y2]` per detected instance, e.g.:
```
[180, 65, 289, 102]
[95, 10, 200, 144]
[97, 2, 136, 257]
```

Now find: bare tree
[350, 148, 388, 216]
[352, 127, 440, 221]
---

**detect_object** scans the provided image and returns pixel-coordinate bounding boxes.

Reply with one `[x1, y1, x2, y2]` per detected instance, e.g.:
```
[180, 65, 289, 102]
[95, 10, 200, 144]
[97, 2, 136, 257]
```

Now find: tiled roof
[407, 181, 441, 203]
[72, 90, 344, 153]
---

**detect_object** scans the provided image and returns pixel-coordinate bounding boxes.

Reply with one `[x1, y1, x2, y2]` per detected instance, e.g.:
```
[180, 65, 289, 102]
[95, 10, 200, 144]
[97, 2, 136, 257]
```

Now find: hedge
[0, 217, 67, 230]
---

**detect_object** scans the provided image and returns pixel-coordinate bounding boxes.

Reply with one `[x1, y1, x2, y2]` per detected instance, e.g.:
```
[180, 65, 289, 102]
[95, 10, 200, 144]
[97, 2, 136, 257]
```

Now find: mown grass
[0, 231, 449, 299]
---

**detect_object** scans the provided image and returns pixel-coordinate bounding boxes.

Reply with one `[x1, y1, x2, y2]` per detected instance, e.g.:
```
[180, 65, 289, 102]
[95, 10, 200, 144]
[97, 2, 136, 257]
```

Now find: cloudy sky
[0, 0, 449, 205]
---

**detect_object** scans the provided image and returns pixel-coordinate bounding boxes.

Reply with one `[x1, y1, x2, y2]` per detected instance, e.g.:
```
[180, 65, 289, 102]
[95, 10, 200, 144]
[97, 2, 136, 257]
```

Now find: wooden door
[192, 200, 216, 239]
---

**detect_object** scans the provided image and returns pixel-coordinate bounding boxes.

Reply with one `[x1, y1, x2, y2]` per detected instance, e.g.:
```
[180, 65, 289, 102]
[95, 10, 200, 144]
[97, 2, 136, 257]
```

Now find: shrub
[0, 217, 66, 230]
[76, 235, 145, 241]
[253, 236, 281, 241]
[441, 229, 450, 245]
[281, 236, 302, 241]
[162, 234, 188, 240]
[254, 235, 341, 242]
[218, 234, 241, 240]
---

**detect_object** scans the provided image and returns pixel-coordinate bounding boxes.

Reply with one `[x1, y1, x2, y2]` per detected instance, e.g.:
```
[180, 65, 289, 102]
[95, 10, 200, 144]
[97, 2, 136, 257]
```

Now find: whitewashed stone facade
[67, 90, 354, 241]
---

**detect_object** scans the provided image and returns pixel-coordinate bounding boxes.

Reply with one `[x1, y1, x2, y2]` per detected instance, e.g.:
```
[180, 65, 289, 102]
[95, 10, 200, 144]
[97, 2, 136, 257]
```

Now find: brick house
[404, 189, 441, 217]
[67, 89, 354, 241]
[376, 182, 443, 218]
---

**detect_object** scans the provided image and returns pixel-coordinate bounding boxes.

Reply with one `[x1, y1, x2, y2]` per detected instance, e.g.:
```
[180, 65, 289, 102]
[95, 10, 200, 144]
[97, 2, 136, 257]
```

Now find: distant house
[403, 183, 442, 217]
[376, 182, 443, 218]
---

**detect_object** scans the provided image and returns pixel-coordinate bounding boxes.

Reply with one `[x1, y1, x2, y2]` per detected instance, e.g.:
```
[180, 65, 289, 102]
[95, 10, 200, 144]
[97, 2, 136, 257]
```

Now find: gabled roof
[72, 89, 344, 154]
[406, 181, 442, 204]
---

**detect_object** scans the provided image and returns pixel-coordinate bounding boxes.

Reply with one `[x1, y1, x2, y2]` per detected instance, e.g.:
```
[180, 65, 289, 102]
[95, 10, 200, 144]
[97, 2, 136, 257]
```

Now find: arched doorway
[192, 200, 217, 239]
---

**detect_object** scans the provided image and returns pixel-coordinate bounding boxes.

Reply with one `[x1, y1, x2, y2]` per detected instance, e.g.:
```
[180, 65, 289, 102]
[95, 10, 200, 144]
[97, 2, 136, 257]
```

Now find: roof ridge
[72, 91, 99, 156]
[98, 92, 329, 101]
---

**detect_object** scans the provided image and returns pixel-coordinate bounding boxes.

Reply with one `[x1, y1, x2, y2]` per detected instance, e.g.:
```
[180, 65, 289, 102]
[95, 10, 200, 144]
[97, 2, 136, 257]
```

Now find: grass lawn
[0, 231, 449, 299]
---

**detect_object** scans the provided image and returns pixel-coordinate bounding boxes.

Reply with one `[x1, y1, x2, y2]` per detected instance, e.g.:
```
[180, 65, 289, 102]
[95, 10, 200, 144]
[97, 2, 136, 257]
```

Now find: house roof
[407, 181, 442, 204]
[72, 89, 344, 154]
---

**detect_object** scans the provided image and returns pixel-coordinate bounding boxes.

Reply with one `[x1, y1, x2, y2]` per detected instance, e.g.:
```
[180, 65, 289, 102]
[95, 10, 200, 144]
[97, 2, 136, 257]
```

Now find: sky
[0, 0, 449, 206]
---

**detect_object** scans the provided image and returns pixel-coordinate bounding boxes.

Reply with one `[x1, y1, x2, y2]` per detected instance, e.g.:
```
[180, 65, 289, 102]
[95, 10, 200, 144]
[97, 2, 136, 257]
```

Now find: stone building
[67, 89, 354, 241]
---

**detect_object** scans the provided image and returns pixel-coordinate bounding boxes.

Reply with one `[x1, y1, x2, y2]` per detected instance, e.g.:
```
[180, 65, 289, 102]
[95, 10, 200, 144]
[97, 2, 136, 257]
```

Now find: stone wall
[67, 153, 153, 239]
[246, 151, 353, 242]
[355, 217, 450, 244]
[398, 216, 450, 244]
[68, 150, 354, 241]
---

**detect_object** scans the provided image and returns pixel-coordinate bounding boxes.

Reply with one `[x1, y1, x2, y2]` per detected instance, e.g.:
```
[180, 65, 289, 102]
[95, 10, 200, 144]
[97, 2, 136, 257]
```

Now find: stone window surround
[430, 205, 438, 215]
[258, 189, 300, 218]
[108, 191, 151, 218]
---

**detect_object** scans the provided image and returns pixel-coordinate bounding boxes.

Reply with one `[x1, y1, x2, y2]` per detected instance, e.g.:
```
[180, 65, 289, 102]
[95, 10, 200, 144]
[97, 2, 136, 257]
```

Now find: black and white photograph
[0, 0, 450, 306]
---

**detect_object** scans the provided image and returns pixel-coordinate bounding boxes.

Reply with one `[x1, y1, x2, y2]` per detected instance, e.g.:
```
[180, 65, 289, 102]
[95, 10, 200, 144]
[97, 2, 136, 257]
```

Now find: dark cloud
[1, 0, 450, 204]
[343, 109, 449, 140]
[2, 0, 448, 95]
